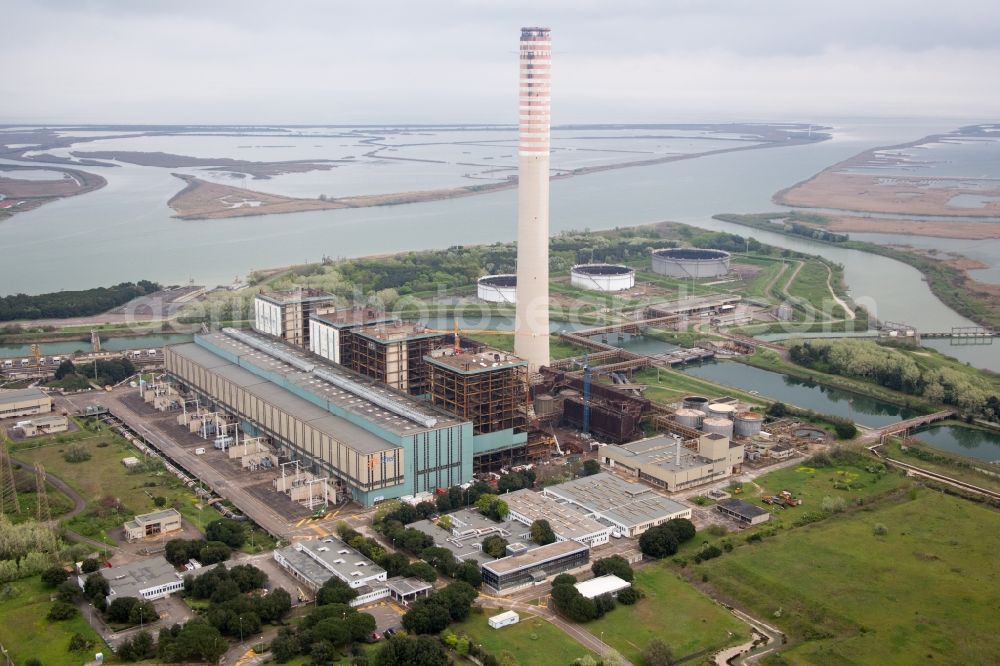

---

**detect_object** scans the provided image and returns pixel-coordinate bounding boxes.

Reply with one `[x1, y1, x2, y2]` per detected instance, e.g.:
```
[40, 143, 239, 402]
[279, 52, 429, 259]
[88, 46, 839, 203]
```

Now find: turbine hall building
[164, 328, 473, 506]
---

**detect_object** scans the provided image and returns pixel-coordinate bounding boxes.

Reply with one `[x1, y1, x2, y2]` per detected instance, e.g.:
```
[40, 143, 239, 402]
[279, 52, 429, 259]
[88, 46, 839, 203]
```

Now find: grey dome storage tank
[702, 417, 734, 438]
[652, 248, 731, 279]
[682, 395, 710, 411]
[673, 408, 706, 429]
[734, 411, 764, 437]
[534, 394, 557, 418]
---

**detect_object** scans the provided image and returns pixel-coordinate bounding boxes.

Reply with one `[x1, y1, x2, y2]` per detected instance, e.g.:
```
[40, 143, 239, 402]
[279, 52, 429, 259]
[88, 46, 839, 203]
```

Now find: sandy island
[0, 166, 107, 221]
[819, 215, 1000, 240]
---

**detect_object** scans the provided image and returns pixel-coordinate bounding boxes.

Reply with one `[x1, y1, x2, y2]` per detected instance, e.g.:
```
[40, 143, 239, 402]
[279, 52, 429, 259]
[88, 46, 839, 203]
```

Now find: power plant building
[514, 27, 552, 371]
[163, 329, 473, 506]
[344, 322, 444, 397]
[0, 388, 52, 419]
[602, 433, 744, 492]
[254, 289, 337, 349]
[308, 308, 394, 365]
[425, 346, 529, 470]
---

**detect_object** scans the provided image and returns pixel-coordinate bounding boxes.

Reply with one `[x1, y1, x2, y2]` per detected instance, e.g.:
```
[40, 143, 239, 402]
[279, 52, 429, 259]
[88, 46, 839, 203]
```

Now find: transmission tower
[34, 463, 51, 524]
[0, 444, 21, 516]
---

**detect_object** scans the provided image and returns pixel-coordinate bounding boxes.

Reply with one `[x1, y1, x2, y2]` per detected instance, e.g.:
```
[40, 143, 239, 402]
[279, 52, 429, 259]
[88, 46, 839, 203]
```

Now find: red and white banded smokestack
[514, 26, 551, 371]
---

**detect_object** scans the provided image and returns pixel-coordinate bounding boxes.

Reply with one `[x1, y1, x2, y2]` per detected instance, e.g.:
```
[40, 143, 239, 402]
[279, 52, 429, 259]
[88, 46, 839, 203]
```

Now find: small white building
[488, 610, 520, 629]
[574, 574, 632, 600]
[274, 537, 390, 607]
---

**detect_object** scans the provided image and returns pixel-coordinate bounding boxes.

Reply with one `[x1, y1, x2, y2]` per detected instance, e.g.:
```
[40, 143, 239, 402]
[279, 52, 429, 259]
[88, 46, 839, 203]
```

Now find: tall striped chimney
[514, 26, 551, 371]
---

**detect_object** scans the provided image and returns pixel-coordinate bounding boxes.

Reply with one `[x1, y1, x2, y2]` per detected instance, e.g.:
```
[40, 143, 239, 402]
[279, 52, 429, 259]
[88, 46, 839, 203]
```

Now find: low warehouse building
[81, 556, 184, 605]
[386, 577, 433, 606]
[716, 498, 771, 526]
[602, 433, 744, 492]
[124, 508, 183, 542]
[481, 540, 590, 594]
[273, 537, 389, 606]
[15, 414, 68, 437]
[541, 473, 691, 538]
[488, 610, 520, 629]
[0, 388, 52, 419]
[503, 489, 612, 547]
[574, 574, 631, 600]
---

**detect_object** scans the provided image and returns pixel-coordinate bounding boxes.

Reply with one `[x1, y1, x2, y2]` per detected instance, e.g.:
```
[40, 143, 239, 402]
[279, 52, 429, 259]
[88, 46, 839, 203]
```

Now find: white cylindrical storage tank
[652, 248, 731, 279]
[682, 395, 710, 411]
[702, 417, 734, 438]
[570, 264, 635, 292]
[707, 403, 737, 419]
[673, 408, 706, 429]
[477, 274, 517, 304]
[733, 411, 764, 438]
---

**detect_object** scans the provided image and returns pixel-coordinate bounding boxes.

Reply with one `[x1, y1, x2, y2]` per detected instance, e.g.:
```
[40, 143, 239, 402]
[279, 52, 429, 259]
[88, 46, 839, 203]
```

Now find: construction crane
[30, 344, 43, 375]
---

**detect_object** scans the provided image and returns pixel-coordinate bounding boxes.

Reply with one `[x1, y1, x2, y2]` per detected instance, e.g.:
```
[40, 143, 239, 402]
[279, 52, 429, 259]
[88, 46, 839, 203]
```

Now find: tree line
[0, 280, 160, 320]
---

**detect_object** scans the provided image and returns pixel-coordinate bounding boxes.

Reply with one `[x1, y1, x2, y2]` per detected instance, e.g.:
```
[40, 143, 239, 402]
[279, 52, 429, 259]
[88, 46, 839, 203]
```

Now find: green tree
[205, 518, 246, 549]
[375, 635, 449, 666]
[639, 525, 679, 559]
[80, 557, 100, 573]
[591, 555, 634, 582]
[54, 359, 76, 380]
[530, 519, 556, 545]
[107, 596, 141, 623]
[663, 518, 696, 544]
[482, 534, 509, 558]
[68, 632, 94, 652]
[641, 638, 675, 666]
[317, 576, 358, 606]
[63, 444, 92, 463]
[198, 540, 231, 564]
[48, 600, 79, 621]
[270, 628, 301, 663]
[83, 572, 109, 599]
[581, 459, 601, 476]
[41, 566, 68, 587]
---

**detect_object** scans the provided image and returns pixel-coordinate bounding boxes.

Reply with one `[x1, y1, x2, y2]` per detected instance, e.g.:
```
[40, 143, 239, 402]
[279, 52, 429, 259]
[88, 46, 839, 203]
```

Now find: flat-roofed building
[408, 508, 528, 567]
[254, 289, 336, 349]
[346, 322, 444, 396]
[716, 498, 771, 526]
[542, 473, 692, 538]
[81, 556, 184, 605]
[0, 388, 51, 419]
[482, 540, 590, 594]
[309, 309, 393, 365]
[274, 537, 389, 606]
[164, 329, 472, 505]
[488, 610, 520, 629]
[124, 508, 183, 542]
[386, 577, 433, 606]
[574, 574, 631, 599]
[15, 414, 67, 437]
[425, 346, 528, 472]
[503, 489, 612, 547]
[602, 433, 744, 492]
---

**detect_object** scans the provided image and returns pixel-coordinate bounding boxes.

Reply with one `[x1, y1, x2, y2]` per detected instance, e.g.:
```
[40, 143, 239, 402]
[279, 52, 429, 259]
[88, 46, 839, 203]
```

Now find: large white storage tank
[477, 274, 517, 304]
[702, 417, 734, 438]
[652, 248, 731, 279]
[570, 264, 635, 292]
[734, 411, 764, 438]
[707, 403, 737, 419]
[682, 395, 710, 411]
[673, 408, 706, 429]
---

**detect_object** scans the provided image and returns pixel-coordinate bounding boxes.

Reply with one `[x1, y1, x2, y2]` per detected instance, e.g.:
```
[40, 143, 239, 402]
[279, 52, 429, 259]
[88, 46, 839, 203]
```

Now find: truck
[147, 349, 158, 356]
[195, 447, 206, 455]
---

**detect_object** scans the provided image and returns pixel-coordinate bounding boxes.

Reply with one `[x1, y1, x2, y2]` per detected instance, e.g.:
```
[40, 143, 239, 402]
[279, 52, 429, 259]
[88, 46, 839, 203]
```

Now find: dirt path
[826, 263, 856, 320]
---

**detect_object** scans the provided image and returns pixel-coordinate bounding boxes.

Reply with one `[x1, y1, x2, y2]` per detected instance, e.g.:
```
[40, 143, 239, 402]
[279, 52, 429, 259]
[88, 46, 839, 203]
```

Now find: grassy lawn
[743, 454, 908, 521]
[452, 611, 596, 664]
[585, 565, 747, 664]
[12, 420, 208, 543]
[0, 576, 111, 665]
[698, 491, 1000, 664]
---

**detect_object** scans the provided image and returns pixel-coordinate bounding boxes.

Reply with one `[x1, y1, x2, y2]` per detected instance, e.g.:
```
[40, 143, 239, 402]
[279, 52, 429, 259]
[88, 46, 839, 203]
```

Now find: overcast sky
[3, 0, 999, 125]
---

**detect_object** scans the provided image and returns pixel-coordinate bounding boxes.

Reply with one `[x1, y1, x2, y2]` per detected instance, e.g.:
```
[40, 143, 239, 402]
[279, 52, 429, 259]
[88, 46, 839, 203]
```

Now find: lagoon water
[0, 119, 992, 336]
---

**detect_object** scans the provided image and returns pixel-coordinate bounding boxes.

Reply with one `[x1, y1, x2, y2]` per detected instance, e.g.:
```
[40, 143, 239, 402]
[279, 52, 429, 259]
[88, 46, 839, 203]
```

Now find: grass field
[743, 454, 908, 521]
[452, 611, 595, 664]
[12, 420, 215, 543]
[584, 565, 747, 665]
[698, 491, 1000, 664]
[632, 367, 769, 408]
[882, 437, 1000, 494]
[0, 576, 111, 665]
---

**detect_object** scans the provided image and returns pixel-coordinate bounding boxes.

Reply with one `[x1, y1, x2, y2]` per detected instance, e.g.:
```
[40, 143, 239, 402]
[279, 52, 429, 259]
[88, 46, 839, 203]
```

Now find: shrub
[873, 523, 888, 536]
[48, 600, 79, 621]
[62, 444, 92, 463]
[41, 566, 69, 587]
[80, 558, 100, 574]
